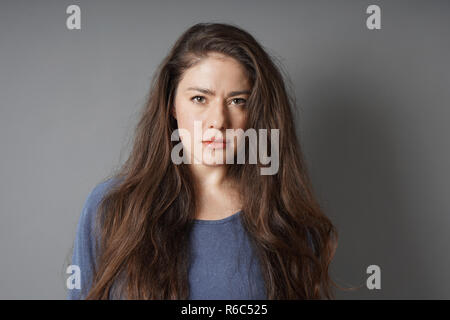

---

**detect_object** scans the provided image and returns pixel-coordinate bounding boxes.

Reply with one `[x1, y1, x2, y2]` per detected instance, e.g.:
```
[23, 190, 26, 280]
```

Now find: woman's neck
[189, 164, 242, 220]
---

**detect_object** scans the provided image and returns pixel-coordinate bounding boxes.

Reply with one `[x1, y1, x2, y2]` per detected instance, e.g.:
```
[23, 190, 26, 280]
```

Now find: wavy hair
[86, 22, 339, 299]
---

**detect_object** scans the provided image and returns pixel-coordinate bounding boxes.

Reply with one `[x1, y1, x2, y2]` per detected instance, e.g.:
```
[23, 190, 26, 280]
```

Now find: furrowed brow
[226, 90, 251, 98]
[187, 87, 215, 95]
[187, 87, 251, 98]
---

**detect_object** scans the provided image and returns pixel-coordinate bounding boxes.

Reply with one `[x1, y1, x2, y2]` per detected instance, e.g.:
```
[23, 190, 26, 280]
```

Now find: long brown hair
[86, 22, 338, 299]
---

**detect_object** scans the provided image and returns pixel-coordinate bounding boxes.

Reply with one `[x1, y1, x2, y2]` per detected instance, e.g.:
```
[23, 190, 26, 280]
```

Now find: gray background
[0, 0, 449, 299]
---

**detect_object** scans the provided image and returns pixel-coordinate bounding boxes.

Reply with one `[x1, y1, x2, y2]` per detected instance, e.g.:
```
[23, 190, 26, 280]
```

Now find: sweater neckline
[193, 210, 243, 225]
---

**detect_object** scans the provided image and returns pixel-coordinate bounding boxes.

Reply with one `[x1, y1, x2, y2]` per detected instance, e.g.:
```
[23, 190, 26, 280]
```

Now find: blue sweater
[67, 178, 267, 299]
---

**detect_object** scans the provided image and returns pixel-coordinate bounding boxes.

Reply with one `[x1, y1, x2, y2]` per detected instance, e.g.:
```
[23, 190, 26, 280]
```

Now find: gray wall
[1, 0, 449, 299]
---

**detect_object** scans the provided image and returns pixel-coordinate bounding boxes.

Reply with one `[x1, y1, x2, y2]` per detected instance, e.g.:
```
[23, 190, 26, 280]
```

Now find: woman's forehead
[178, 56, 251, 92]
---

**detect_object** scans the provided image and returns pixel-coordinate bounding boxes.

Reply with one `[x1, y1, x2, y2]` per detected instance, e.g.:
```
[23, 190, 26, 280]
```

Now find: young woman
[68, 22, 338, 300]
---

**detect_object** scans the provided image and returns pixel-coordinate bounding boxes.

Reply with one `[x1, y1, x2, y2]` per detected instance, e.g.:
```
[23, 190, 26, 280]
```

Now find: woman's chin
[200, 157, 228, 166]
[187, 148, 237, 166]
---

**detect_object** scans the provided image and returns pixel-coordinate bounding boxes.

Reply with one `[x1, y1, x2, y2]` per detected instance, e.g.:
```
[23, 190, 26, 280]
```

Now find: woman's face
[173, 52, 251, 166]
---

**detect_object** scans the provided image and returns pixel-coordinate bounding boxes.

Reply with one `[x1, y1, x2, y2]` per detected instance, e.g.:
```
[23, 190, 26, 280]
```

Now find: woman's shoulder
[84, 177, 119, 210]
[84, 176, 123, 212]
[77, 177, 122, 238]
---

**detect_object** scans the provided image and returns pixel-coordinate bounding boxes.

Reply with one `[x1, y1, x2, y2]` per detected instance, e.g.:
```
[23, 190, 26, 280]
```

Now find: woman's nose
[206, 99, 229, 129]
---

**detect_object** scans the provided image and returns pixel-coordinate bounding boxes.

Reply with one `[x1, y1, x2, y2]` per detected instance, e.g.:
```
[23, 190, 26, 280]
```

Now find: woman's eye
[191, 96, 206, 104]
[231, 98, 246, 105]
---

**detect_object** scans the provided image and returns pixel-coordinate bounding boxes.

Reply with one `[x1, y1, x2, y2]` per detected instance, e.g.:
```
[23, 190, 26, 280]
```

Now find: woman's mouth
[202, 137, 228, 149]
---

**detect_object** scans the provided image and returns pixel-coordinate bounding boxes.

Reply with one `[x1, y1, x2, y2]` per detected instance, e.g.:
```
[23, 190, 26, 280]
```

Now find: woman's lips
[202, 138, 228, 149]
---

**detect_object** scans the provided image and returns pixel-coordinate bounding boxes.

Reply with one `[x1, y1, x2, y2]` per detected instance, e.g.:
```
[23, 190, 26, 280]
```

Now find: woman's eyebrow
[186, 87, 251, 97]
